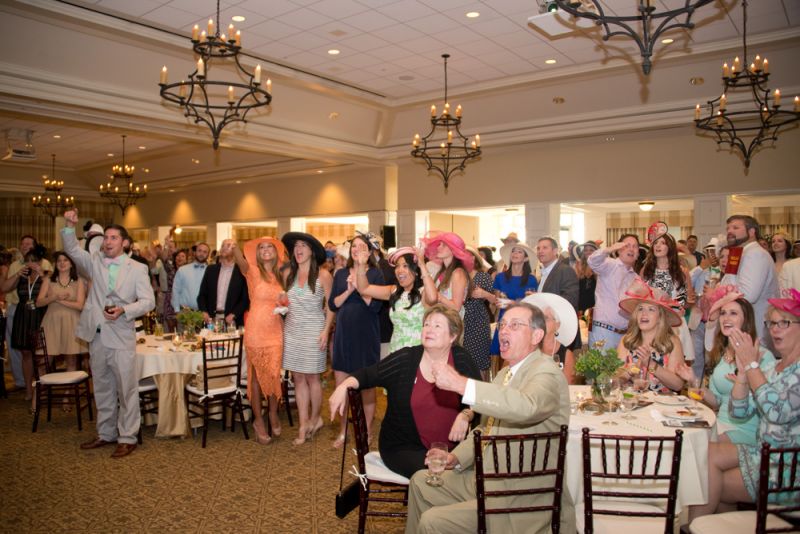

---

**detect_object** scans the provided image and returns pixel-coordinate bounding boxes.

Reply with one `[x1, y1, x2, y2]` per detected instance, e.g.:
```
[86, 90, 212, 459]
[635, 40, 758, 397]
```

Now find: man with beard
[171, 242, 210, 312]
[197, 239, 249, 328]
[721, 215, 778, 339]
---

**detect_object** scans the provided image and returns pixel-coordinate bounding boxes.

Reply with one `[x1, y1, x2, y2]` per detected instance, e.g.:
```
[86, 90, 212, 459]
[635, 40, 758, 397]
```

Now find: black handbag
[335, 399, 361, 519]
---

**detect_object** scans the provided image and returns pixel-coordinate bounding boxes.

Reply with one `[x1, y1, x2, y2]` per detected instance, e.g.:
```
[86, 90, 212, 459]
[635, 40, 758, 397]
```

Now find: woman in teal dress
[678, 293, 775, 445]
[354, 247, 425, 353]
[689, 290, 800, 520]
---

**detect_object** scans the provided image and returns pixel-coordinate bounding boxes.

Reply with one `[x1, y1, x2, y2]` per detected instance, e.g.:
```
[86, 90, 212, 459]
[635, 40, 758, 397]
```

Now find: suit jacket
[452, 350, 575, 534]
[541, 260, 581, 349]
[196, 262, 249, 326]
[62, 228, 155, 350]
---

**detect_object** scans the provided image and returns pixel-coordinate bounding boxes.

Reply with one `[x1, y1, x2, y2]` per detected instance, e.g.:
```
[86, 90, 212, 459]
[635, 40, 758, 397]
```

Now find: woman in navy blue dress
[329, 233, 385, 447]
[490, 242, 539, 356]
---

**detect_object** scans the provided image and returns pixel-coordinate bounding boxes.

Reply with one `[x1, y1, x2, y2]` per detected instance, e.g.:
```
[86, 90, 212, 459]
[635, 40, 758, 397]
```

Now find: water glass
[620, 391, 638, 419]
[425, 442, 449, 487]
[687, 378, 703, 402]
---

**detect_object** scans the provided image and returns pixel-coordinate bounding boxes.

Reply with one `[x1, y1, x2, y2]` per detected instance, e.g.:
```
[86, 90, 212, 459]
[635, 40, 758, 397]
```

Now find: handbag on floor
[335, 398, 360, 519]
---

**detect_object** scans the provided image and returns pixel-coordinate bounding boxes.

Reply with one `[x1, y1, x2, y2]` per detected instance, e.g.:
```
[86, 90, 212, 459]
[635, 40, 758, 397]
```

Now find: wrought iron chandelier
[32, 154, 75, 219]
[694, 0, 799, 168]
[99, 135, 147, 215]
[411, 54, 481, 192]
[553, 0, 714, 74]
[158, 0, 271, 149]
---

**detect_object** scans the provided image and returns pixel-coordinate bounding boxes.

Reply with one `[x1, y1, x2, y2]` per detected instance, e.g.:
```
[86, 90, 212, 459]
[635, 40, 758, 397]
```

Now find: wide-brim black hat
[281, 232, 326, 265]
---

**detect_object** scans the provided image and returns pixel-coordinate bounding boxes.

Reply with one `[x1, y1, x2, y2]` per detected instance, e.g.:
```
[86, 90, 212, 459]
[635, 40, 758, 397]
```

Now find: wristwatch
[745, 361, 759, 372]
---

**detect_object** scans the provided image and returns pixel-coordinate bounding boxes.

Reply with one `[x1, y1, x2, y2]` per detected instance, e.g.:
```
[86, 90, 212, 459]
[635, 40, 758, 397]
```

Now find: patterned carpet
[0, 372, 405, 534]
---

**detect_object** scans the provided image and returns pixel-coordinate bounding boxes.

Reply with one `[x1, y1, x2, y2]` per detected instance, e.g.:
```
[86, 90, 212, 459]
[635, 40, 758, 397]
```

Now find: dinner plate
[652, 395, 689, 406]
[663, 408, 699, 421]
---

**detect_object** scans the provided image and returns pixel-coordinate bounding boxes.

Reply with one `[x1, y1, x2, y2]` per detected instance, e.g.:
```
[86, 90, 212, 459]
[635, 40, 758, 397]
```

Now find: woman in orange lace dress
[233, 237, 288, 445]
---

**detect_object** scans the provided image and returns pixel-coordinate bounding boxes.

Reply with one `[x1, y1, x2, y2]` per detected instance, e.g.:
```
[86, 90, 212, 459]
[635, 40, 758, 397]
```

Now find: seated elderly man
[405, 302, 575, 534]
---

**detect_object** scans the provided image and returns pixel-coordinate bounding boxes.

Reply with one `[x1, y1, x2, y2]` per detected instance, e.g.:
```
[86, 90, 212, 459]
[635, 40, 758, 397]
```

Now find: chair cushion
[576, 501, 680, 534]
[138, 377, 157, 392]
[689, 511, 794, 534]
[39, 370, 89, 385]
[364, 451, 410, 485]
[186, 382, 237, 398]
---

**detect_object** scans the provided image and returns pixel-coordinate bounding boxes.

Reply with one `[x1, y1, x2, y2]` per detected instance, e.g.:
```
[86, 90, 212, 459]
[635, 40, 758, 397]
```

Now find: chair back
[581, 428, 683, 534]
[31, 328, 54, 380]
[473, 425, 569, 534]
[199, 335, 243, 393]
[756, 442, 800, 534]
[346, 388, 370, 476]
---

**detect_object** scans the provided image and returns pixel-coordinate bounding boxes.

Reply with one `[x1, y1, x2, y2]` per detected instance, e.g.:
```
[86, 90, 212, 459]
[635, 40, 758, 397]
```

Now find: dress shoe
[80, 437, 116, 450]
[110, 443, 137, 458]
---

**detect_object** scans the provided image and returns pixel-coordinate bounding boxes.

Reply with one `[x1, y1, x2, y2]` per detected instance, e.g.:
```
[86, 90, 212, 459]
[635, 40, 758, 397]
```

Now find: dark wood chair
[473, 425, 569, 534]
[346, 388, 409, 534]
[0, 313, 7, 399]
[689, 443, 800, 534]
[185, 335, 248, 447]
[580, 428, 683, 534]
[237, 368, 294, 435]
[31, 328, 93, 432]
[136, 376, 158, 444]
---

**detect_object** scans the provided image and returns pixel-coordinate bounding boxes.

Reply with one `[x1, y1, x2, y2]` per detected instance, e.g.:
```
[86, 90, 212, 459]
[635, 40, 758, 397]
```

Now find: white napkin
[273, 306, 288, 316]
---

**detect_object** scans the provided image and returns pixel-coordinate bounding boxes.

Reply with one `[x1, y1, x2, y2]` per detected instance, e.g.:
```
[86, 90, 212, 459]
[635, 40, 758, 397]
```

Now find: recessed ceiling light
[329, 112, 339, 120]
[235, 180, 242, 184]
[605, 136, 616, 142]
[690, 77, 704, 86]
[545, 59, 557, 65]
[232, 15, 245, 22]
[107, 153, 114, 157]
[138, 145, 146, 150]
[552, 96, 565, 104]
[328, 49, 340, 55]
[143, 168, 150, 173]
[169, 189, 175, 193]
[661, 38, 674, 44]
[53, 134, 61, 139]
[192, 158, 200, 164]
[329, 29, 347, 37]
[316, 170, 324, 174]
[466, 11, 480, 18]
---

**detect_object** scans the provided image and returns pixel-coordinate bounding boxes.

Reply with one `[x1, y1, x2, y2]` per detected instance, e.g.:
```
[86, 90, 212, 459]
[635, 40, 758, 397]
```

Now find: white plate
[663, 408, 698, 421]
[653, 395, 689, 406]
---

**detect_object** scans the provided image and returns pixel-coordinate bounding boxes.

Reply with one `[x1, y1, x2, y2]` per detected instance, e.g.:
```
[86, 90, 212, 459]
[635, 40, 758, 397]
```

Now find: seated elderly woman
[522, 292, 578, 383]
[616, 278, 686, 393]
[328, 304, 482, 478]
[677, 290, 776, 445]
[689, 289, 800, 520]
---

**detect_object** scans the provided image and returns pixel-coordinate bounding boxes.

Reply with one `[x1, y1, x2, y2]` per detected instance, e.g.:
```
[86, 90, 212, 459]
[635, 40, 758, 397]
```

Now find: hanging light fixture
[553, 0, 714, 74]
[32, 154, 75, 219]
[411, 54, 481, 192]
[158, 0, 271, 149]
[99, 135, 147, 215]
[694, 0, 799, 168]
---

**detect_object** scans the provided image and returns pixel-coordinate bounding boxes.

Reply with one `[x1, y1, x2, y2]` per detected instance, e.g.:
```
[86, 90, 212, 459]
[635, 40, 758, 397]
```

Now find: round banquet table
[135, 334, 247, 438]
[566, 385, 716, 520]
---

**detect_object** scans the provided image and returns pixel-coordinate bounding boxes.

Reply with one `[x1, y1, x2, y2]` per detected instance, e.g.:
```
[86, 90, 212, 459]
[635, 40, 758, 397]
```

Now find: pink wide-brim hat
[388, 246, 417, 266]
[769, 288, 800, 318]
[619, 277, 682, 327]
[420, 231, 474, 272]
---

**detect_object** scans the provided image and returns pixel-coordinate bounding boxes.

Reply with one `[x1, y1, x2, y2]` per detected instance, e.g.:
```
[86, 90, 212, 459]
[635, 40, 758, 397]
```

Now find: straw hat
[522, 293, 577, 346]
[573, 240, 600, 262]
[281, 232, 326, 265]
[500, 232, 520, 245]
[420, 231, 475, 272]
[499, 242, 537, 272]
[619, 278, 682, 327]
[244, 237, 288, 267]
[466, 246, 491, 271]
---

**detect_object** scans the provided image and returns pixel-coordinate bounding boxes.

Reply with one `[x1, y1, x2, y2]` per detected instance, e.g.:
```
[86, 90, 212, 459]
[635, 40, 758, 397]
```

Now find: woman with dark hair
[478, 246, 497, 278]
[36, 252, 88, 386]
[574, 241, 598, 316]
[354, 246, 426, 353]
[2, 245, 50, 404]
[490, 242, 538, 356]
[232, 237, 289, 444]
[463, 248, 495, 376]
[281, 232, 334, 446]
[418, 231, 473, 316]
[329, 233, 384, 447]
[162, 236, 187, 332]
[640, 233, 687, 308]
[770, 231, 795, 276]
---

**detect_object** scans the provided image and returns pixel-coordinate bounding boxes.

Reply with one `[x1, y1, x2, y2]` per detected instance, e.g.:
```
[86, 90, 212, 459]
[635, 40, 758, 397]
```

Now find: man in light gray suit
[405, 303, 574, 533]
[62, 209, 155, 458]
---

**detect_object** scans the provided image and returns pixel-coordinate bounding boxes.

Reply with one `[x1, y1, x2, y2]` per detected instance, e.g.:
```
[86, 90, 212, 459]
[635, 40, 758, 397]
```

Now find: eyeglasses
[764, 320, 800, 330]
[497, 320, 530, 332]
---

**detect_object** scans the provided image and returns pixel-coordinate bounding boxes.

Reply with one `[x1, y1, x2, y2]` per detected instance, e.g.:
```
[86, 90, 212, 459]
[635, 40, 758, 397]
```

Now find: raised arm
[416, 247, 439, 306]
[354, 249, 393, 301]
[61, 209, 93, 278]
[231, 240, 249, 275]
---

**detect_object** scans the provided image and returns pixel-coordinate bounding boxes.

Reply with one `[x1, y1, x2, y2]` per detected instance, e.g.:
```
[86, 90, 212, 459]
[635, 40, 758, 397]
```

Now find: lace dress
[243, 267, 284, 399]
[388, 291, 425, 354]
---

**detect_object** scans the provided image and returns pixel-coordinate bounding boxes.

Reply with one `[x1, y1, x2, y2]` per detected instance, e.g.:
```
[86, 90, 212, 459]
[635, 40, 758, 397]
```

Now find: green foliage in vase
[575, 346, 622, 381]
[176, 308, 204, 331]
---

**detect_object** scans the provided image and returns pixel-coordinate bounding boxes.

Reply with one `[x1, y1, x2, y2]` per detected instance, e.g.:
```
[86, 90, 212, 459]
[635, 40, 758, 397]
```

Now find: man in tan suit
[405, 302, 575, 533]
[62, 209, 155, 458]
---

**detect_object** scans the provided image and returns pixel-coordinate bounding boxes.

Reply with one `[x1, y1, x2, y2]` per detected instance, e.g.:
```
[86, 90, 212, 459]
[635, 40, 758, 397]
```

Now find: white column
[205, 223, 217, 250]
[276, 217, 292, 237]
[693, 194, 731, 249]
[153, 226, 173, 245]
[396, 209, 416, 247]
[367, 210, 390, 235]
[524, 202, 560, 245]
[215, 222, 233, 249]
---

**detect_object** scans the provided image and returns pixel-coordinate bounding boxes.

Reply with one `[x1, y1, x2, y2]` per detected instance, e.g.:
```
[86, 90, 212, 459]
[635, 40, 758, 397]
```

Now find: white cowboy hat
[499, 242, 538, 273]
[522, 292, 577, 346]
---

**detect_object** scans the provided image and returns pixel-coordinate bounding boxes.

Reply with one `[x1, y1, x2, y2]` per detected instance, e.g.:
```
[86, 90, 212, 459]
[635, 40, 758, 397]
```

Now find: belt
[592, 320, 626, 335]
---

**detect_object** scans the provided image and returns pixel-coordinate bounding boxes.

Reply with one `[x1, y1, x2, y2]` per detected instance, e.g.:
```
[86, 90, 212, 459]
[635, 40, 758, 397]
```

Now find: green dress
[388, 291, 425, 354]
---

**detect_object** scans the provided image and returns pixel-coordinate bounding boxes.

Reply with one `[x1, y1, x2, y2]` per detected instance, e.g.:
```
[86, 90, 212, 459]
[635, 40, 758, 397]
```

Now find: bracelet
[460, 409, 472, 420]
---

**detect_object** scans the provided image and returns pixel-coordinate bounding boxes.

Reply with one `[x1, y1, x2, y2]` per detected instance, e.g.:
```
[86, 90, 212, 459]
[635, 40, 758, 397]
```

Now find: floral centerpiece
[575, 341, 623, 405]
[176, 308, 204, 340]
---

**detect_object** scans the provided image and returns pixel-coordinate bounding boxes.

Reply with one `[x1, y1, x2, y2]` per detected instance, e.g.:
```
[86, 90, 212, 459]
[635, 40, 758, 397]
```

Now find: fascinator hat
[619, 277, 682, 327]
[420, 231, 474, 272]
[769, 288, 800, 318]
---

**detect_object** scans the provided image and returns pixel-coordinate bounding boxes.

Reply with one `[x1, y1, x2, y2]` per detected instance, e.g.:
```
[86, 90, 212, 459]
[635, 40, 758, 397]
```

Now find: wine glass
[172, 334, 182, 349]
[425, 442, 449, 487]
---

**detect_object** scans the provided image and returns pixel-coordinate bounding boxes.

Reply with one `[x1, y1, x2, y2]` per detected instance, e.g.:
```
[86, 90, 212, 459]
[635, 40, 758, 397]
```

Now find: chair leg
[202, 401, 209, 448]
[237, 397, 249, 440]
[47, 391, 53, 422]
[74, 387, 82, 431]
[358, 482, 369, 534]
[31, 389, 41, 432]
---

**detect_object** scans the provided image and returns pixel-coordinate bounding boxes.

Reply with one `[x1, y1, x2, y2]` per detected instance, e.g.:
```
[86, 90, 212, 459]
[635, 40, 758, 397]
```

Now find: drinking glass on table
[172, 334, 182, 348]
[425, 442, 449, 487]
[687, 378, 703, 402]
[620, 389, 638, 420]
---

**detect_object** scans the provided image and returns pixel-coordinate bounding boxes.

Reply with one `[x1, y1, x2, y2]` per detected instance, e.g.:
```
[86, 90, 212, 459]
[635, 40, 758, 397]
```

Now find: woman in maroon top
[329, 304, 482, 478]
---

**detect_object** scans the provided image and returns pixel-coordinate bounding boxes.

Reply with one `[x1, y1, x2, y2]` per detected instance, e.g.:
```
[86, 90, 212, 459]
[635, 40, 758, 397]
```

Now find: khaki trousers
[405, 469, 478, 534]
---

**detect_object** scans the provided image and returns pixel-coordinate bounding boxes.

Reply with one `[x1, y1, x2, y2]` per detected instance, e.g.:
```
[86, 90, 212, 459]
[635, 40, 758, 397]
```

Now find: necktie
[194, 263, 205, 269]
[482, 368, 513, 450]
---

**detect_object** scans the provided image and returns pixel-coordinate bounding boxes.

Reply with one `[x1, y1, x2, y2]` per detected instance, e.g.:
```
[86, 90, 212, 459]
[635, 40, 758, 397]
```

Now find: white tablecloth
[566, 385, 715, 514]
[136, 336, 203, 379]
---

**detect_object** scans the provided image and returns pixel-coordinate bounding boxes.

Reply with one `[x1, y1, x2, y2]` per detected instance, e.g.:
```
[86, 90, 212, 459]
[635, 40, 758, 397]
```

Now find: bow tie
[194, 263, 206, 269]
[103, 256, 123, 267]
